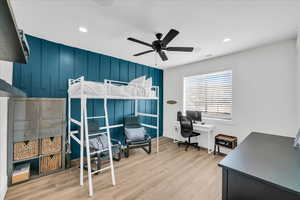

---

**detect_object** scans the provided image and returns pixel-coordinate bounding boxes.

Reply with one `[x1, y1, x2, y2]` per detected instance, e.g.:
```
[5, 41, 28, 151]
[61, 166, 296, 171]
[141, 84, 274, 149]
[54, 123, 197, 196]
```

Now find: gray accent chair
[124, 116, 152, 157]
[84, 120, 122, 174]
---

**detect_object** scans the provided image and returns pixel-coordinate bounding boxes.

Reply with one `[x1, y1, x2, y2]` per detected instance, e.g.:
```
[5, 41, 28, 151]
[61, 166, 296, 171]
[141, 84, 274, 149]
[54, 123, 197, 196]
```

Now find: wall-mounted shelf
[0, 0, 29, 64]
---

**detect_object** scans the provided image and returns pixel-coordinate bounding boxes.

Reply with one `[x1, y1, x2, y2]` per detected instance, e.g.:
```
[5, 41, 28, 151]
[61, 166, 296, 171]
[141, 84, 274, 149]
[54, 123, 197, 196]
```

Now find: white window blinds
[184, 70, 232, 119]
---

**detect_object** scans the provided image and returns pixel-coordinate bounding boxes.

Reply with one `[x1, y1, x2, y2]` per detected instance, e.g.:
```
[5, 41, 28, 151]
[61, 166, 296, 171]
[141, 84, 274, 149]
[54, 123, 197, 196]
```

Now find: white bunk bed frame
[67, 76, 160, 197]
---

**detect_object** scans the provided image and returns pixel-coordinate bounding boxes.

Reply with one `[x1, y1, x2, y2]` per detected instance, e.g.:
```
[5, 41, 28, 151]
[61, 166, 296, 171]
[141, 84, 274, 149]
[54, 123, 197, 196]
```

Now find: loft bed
[67, 76, 160, 197]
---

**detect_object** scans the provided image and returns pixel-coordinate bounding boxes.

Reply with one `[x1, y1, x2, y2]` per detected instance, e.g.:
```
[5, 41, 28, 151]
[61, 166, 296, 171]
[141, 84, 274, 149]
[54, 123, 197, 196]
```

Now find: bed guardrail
[68, 76, 159, 99]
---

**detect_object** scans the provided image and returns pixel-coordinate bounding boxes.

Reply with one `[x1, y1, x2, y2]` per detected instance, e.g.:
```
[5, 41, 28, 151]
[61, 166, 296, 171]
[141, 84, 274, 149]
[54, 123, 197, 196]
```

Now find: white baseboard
[0, 175, 8, 200]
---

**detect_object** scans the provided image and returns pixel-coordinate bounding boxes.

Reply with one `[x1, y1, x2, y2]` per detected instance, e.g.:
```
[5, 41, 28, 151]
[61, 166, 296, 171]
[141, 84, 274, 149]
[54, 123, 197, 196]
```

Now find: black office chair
[178, 116, 201, 151]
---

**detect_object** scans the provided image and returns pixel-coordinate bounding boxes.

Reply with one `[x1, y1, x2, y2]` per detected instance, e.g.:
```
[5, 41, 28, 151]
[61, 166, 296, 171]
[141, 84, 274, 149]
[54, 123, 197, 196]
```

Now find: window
[183, 70, 232, 120]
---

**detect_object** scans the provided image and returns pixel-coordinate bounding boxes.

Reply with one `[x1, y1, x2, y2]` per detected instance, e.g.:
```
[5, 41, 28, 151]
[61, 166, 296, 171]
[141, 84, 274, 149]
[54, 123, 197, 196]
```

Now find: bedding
[68, 76, 156, 98]
[129, 75, 146, 87]
[145, 77, 152, 88]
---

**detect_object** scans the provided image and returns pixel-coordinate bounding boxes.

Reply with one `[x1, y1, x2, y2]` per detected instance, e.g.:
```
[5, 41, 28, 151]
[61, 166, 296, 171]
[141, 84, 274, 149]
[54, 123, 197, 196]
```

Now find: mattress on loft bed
[68, 80, 156, 98]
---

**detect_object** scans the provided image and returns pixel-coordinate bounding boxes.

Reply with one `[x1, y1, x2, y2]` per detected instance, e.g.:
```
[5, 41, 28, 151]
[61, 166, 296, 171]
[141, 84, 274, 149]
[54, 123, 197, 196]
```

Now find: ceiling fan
[127, 29, 194, 61]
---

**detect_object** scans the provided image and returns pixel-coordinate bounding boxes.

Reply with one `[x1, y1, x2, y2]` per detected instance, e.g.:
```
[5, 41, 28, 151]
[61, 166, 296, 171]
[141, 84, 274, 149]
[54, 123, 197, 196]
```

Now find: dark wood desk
[219, 132, 300, 200]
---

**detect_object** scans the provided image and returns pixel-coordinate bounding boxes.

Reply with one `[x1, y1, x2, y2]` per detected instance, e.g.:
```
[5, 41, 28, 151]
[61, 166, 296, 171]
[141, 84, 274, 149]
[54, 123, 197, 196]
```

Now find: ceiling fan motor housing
[152, 40, 162, 51]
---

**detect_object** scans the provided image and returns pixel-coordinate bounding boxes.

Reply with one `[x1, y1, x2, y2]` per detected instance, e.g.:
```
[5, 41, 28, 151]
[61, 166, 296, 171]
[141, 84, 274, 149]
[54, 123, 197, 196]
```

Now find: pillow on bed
[145, 77, 152, 88]
[130, 76, 146, 87]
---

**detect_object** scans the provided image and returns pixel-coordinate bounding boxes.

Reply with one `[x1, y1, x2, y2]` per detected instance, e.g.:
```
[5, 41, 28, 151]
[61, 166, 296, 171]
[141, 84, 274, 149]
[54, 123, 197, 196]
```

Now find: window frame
[183, 70, 233, 121]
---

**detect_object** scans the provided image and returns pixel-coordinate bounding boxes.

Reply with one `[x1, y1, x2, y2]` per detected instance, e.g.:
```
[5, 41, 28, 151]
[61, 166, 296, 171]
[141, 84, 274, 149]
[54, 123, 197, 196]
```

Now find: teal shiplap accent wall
[13, 35, 163, 159]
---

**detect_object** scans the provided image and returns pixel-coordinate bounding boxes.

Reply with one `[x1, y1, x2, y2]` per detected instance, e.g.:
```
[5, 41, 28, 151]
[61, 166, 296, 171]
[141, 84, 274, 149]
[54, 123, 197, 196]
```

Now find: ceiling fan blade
[165, 47, 194, 52]
[134, 50, 155, 56]
[161, 29, 179, 46]
[158, 50, 168, 61]
[127, 37, 152, 48]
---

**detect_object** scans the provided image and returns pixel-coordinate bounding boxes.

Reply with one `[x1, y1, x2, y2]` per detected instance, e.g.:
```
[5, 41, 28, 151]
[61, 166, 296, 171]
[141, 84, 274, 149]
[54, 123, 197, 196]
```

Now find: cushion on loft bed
[145, 77, 152, 88]
[129, 76, 146, 87]
[129, 76, 153, 88]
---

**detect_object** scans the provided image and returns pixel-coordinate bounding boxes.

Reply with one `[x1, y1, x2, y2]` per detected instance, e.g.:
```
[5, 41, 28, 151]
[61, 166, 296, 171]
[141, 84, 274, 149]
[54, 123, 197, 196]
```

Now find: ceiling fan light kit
[128, 29, 194, 61]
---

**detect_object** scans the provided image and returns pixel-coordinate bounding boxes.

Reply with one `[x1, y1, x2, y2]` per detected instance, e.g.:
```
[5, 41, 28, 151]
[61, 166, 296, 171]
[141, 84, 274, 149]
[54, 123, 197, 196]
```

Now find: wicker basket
[14, 140, 39, 161]
[40, 153, 62, 174]
[41, 136, 62, 155]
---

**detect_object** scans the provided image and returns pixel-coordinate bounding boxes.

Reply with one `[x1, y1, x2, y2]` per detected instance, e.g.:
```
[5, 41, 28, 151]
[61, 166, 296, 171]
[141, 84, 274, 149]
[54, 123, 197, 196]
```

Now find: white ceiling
[10, 0, 300, 69]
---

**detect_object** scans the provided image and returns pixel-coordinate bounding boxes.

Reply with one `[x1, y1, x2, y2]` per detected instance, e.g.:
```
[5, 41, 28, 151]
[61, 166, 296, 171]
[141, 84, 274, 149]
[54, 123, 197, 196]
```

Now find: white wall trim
[0, 61, 13, 200]
[0, 175, 8, 200]
[297, 30, 300, 126]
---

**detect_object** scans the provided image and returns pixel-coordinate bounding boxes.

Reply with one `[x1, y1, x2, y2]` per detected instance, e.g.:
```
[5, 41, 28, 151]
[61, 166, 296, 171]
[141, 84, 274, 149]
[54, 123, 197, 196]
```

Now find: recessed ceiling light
[223, 38, 231, 43]
[78, 26, 88, 33]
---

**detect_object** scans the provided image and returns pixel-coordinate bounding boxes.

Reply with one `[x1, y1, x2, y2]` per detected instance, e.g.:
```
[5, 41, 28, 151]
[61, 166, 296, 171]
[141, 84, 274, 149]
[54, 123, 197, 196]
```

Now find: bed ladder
[83, 97, 116, 197]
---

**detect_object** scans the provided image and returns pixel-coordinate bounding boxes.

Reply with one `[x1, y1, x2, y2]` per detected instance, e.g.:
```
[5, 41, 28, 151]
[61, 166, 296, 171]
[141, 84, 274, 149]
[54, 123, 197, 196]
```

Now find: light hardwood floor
[6, 137, 224, 200]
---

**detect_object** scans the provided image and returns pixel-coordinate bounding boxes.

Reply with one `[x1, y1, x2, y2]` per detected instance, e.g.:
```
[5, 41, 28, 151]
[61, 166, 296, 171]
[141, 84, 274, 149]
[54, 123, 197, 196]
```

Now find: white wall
[296, 32, 300, 125]
[164, 39, 297, 151]
[0, 61, 13, 200]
